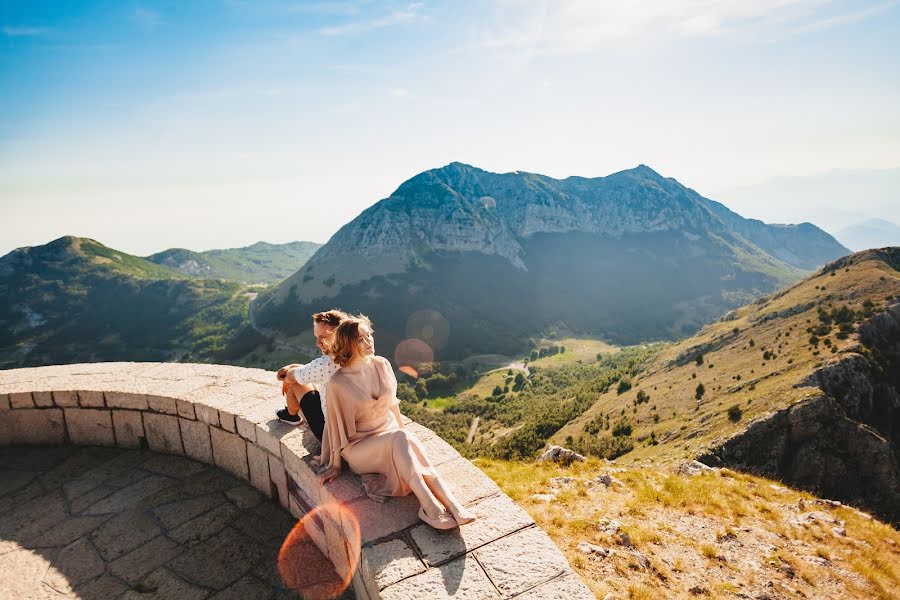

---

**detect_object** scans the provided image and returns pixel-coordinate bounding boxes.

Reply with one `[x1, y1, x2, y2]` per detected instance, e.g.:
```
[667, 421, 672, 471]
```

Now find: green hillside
[148, 241, 321, 284]
[0, 236, 254, 368]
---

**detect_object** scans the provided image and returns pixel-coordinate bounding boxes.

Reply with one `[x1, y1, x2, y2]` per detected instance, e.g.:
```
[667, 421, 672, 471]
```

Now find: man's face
[313, 321, 336, 354]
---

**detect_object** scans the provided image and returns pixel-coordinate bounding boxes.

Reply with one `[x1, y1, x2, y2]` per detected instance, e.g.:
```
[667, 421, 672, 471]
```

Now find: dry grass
[475, 457, 900, 599]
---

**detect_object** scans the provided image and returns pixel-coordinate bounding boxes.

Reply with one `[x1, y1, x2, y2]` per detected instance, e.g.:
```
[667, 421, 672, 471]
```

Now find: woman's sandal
[418, 507, 458, 530]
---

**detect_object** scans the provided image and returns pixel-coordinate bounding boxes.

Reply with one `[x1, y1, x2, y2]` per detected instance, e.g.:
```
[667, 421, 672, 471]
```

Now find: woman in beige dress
[315, 316, 476, 530]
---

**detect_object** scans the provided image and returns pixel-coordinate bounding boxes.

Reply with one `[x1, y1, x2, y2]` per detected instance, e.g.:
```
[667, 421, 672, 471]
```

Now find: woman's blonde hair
[328, 314, 373, 367]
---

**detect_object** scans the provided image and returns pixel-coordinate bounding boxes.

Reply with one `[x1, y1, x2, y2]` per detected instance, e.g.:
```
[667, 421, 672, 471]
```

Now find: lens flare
[405, 309, 449, 351]
[278, 503, 361, 599]
[394, 338, 434, 379]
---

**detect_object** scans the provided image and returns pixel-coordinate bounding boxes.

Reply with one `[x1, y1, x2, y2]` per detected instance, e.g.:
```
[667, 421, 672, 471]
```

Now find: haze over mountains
[256, 163, 849, 358]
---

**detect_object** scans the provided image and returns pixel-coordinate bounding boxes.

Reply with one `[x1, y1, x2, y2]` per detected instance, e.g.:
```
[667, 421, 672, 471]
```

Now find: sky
[1, 0, 899, 256]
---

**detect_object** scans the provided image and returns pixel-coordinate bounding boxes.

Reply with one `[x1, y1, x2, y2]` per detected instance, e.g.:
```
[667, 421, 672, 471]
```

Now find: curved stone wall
[0, 362, 592, 599]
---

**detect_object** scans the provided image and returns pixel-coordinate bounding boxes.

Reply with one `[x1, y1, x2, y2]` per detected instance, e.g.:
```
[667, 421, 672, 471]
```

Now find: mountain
[147, 240, 321, 284]
[255, 163, 849, 358]
[835, 218, 900, 252]
[0, 236, 254, 368]
[548, 247, 900, 521]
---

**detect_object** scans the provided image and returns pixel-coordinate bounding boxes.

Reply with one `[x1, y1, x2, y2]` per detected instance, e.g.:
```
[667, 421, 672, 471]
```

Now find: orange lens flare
[278, 503, 361, 599]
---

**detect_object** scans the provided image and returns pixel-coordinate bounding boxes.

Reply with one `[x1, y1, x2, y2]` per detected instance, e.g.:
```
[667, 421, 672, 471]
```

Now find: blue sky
[1, 0, 899, 255]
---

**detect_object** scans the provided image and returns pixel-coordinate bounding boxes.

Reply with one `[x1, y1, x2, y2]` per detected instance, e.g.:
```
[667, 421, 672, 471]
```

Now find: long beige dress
[319, 355, 439, 503]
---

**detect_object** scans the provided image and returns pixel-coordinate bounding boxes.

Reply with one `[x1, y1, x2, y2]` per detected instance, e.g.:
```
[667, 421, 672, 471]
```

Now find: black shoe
[276, 407, 302, 426]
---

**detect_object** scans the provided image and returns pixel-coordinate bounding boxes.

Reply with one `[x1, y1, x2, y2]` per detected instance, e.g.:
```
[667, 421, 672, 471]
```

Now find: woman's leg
[422, 474, 476, 524]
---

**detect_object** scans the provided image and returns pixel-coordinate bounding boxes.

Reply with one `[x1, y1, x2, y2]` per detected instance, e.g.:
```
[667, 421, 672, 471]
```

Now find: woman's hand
[318, 467, 340, 485]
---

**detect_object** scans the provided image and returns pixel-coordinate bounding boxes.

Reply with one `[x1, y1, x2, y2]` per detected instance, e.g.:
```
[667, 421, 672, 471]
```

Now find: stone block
[435, 457, 501, 505]
[9, 392, 34, 408]
[288, 495, 306, 520]
[210, 426, 249, 480]
[473, 526, 571, 596]
[362, 538, 427, 590]
[343, 494, 421, 545]
[194, 403, 220, 427]
[246, 442, 270, 495]
[108, 535, 183, 584]
[78, 390, 105, 408]
[249, 419, 294, 457]
[219, 410, 236, 432]
[515, 574, 595, 600]
[409, 494, 534, 566]
[176, 398, 195, 419]
[268, 454, 289, 510]
[52, 390, 79, 407]
[147, 395, 177, 415]
[105, 392, 148, 410]
[143, 412, 184, 455]
[0, 408, 65, 444]
[323, 472, 367, 504]
[379, 554, 498, 600]
[32, 391, 54, 407]
[179, 418, 213, 464]
[112, 411, 144, 448]
[0, 393, 8, 410]
[235, 415, 257, 442]
[322, 505, 354, 581]
[64, 409, 115, 446]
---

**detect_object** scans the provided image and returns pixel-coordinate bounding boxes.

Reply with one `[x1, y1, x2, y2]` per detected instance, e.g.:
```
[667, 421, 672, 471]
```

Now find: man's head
[312, 309, 350, 354]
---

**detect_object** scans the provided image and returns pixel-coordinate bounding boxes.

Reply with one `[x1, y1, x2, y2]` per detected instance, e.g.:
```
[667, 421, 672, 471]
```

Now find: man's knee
[290, 382, 315, 397]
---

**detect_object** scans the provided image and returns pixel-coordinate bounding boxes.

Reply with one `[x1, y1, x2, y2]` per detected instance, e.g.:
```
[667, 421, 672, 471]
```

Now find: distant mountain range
[148, 241, 321, 285]
[255, 163, 849, 358]
[835, 218, 900, 252]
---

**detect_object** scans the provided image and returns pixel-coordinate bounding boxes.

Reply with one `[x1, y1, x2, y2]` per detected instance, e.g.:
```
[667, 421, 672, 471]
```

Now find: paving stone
[363, 538, 427, 590]
[208, 574, 274, 599]
[168, 526, 268, 590]
[255, 419, 298, 458]
[0, 548, 59, 599]
[323, 471, 367, 504]
[122, 567, 213, 600]
[144, 412, 185, 455]
[473, 526, 571, 596]
[45, 537, 105, 588]
[90, 507, 163, 560]
[141, 453, 207, 479]
[0, 469, 38, 497]
[64, 408, 116, 446]
[0, 408, 66, 444]
[0, 491, 69, 543]
[78, 390, 105, 408]
[232, 501, 296, 547]
[210, 427, 249, 480]
[51, 390, 79, 408]
[153, 493, 227, 530]
[70, 485, 117, 514]
[98, 465, 149, 488]
[515, 573, 595, 599]
[74, 574, 130, 598]
[169, 502, 240, 545]
[33, 391, 54, 407]
[409, 494, 534, 566]
[112, 410, 145, 447]
[435, 457, 502, 506]
[181, 469, 241, 496]
[108, 534, 184, 583]
[61, 449, 150, 500]
[247, 442, 271, 495]
[82, 474, 174, 515]
[225, 485, 265, 510]
[379, 554, 498, 600]
[30, 514, 111, 547]
[270, 530, 343, 593]
[179, 418, 213, 464]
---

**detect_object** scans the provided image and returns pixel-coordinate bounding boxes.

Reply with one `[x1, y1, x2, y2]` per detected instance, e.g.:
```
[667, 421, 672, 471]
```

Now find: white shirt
[290, 354, 339, 416]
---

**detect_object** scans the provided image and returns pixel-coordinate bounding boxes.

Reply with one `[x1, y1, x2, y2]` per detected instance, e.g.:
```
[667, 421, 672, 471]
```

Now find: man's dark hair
[312, 309, 350, 328]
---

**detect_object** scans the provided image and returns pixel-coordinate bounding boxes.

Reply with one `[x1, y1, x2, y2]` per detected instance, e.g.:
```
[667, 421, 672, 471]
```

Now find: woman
[315, 316, 476, 530]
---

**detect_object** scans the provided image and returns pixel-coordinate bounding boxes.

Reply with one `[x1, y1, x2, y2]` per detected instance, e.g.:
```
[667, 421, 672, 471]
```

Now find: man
[275, 309, 349, 441]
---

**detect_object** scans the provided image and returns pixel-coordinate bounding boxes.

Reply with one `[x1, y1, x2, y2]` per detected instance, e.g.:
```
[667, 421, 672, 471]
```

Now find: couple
[275, 310, 476, 530]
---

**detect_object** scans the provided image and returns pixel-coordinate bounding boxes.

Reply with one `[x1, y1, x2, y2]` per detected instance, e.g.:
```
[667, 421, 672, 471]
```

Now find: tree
[695, 353, 704, 366]
[514, 372, 526, 386]
[415, 378, 428, 399]
[492, 385, 503, 396]
[695, 383, 705, 400]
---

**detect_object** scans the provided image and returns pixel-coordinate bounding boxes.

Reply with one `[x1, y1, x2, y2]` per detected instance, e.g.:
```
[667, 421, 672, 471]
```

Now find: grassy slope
[550, 251, 900, 466]
[477, 458, 900, 599]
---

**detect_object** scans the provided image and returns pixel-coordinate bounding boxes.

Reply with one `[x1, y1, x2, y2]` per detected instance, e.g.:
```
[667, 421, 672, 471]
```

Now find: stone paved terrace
[0, 362, 594, 599]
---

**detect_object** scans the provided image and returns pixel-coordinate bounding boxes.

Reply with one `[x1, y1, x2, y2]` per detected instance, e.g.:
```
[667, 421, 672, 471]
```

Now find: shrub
[636, 390, 650, 404]
[695, 353, 704, 365]
[727, 405, 743, 422]
[617, 379, 632, 394]
[492, 385, 503, 396]
[612, 418, 633, 437]
[695, 383, 706, 400]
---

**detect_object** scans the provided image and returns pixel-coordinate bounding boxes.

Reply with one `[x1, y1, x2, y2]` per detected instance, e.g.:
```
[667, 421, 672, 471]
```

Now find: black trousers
[299, 390, 325, 442]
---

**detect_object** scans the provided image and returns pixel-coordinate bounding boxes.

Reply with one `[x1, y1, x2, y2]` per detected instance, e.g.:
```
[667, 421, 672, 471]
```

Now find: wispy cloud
[2, 26, 51, 37]
[318, 2, 424, 36]
[131, 7, 164, 29]
[473, 0, 897, 55]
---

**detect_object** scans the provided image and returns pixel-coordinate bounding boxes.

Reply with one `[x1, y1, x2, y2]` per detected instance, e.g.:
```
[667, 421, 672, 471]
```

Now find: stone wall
[0, 362, 592, 599]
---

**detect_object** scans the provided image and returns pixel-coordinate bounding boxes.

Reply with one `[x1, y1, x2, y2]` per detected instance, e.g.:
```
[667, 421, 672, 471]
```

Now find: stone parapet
[0, 362, 592, 599]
